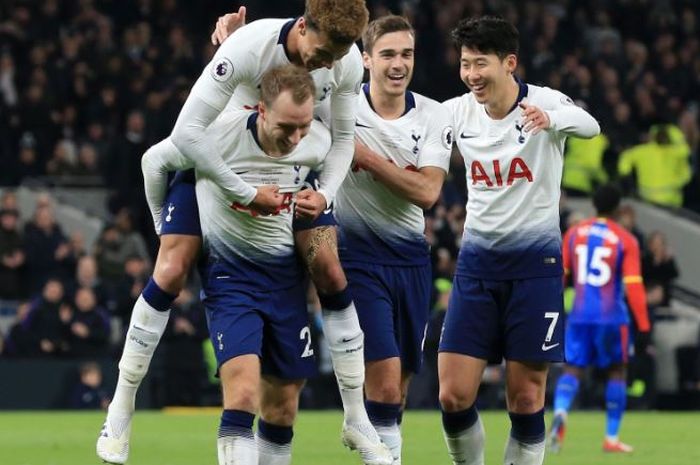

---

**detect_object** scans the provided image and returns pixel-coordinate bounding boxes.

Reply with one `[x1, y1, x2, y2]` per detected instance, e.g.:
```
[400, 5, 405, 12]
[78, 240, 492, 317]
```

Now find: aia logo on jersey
[471, 157, 533, 187]
[515, 121, 526, 144]
[411, 131, 421, 154]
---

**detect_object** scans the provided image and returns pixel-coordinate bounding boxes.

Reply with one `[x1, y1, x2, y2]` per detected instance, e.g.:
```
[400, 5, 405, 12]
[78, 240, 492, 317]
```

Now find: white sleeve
[141, 138, 193, 234]
[543, 90, 600, 139]
[170, 96, 257, 205]
[417, 103, 453, 172]
[316, 54, 363, 206]
[169, 27, 258, 206]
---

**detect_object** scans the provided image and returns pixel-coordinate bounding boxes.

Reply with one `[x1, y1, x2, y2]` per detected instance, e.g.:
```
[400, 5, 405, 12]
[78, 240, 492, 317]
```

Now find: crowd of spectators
[0, 0, 696, 406]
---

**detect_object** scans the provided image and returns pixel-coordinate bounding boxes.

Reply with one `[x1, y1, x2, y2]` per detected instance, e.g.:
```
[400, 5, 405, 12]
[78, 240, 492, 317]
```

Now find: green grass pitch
[0, 410, 698, 464]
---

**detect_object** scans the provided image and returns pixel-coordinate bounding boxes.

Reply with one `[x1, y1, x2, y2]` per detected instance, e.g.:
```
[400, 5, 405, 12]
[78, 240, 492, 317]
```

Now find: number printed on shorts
[299, 326, 314, 358]
[574, 244, 612, 287]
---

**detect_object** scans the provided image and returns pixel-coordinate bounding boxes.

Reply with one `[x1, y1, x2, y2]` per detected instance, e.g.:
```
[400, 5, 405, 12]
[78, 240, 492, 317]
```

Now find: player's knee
[367, 382, 402, 405]
[153, 256, 190, 291]
[438, 386, 474, 412]
[226, 385, 259, 413]
[261, 397, 299, 426]
[311, 258, 347, 294]
[507, 390, 542, 413]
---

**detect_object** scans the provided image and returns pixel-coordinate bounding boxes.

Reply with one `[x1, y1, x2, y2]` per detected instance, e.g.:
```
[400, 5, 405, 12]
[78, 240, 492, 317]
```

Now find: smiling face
[363, 30, 415, 97]
[259, 89, 314, 155]
[459, 46, 517, 106]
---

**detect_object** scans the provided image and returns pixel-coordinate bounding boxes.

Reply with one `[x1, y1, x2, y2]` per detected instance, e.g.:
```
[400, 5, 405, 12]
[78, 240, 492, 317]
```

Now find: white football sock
[503, 435, 545, 465]
[109, 295, 170, 415]
[256, 434, 292, 465]
[321, 304, 366, 422]
[217, 435, 258, 465]
[375, 423, 402, 464]
[443, 416, 485, 465]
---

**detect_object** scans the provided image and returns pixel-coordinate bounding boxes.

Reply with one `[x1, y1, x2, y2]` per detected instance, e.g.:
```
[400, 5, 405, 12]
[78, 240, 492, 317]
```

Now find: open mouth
[470, 82, 486, 94]
[387, 73, 406, 83]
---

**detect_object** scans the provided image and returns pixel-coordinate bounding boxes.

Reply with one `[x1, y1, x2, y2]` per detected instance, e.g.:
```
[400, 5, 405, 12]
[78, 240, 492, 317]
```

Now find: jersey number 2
[574, 244, 612, 287]
[299, 326, 314, 358]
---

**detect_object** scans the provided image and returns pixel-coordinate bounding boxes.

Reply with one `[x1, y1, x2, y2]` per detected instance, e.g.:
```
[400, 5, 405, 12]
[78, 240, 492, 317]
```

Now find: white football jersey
[335, 86, 452, 265]
[196, 110, 331, 290]
[445, 80, 600, 279]
[192, 18, 362, 120]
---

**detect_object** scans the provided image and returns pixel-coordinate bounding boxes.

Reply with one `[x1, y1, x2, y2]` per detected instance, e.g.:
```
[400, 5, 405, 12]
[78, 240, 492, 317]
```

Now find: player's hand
[248, 184, 284, 215]
[519, 101, 550, 135]
[210, 6, 247, 45]
[295, 188, 327, 220]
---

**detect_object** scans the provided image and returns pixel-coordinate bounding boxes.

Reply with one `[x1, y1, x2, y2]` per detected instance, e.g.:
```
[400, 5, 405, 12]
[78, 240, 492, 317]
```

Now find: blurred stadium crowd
[0, 0, 698, 408]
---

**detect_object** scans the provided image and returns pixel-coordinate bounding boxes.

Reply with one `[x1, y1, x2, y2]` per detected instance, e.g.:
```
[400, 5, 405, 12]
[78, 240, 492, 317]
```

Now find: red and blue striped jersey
[563, 217, 649, 329]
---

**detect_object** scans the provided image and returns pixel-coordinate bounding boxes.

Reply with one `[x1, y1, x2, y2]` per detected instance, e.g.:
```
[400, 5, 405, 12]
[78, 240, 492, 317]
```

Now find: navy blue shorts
[439, 275, 564, 363]
[160, 169, 334, 235]
[203, 281, 317, 380]
[565, 322, 630, 368]
[160, 170, 201, 236]
[344, 262, 432, 373]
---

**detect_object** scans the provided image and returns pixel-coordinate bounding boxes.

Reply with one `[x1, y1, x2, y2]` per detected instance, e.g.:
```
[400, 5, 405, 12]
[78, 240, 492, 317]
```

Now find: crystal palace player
[549, 184, 651, 454]
[335, 15, 452, 464]
[438, 16, 600, 465]
[98, 2, 392, 465]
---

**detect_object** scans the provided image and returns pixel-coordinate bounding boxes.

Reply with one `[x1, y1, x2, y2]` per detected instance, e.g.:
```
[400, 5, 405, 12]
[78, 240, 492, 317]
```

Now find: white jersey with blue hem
[335, 85, 452, 266]
[444, 80, 600, 280]
[196, 110, 331, 291]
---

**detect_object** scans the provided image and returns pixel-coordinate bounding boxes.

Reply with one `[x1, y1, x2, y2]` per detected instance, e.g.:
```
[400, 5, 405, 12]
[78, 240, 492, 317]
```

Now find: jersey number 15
[574, 244, 612, 287]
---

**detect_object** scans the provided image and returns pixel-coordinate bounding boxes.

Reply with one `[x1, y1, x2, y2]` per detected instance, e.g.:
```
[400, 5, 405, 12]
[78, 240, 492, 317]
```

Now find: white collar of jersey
[246, 112, 264, 151]
[362, 82, 416, 118]
[277, 18, 298, 62]
[506, 76, 529, 114]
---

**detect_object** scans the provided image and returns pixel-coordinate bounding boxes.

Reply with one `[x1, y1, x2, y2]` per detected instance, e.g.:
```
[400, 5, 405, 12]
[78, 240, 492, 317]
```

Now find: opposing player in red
[549, 184, 651, 454]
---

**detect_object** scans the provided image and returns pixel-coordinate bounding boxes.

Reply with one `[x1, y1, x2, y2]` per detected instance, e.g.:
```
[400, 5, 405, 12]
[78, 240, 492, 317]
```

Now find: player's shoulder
[413, 92, 451, 119]
[304, 119, 332, 150]
[220, 18, 289, 56]
[526, 83, 575, 108]
[607, 219, 640, 248]
[442, 92, 478, 125]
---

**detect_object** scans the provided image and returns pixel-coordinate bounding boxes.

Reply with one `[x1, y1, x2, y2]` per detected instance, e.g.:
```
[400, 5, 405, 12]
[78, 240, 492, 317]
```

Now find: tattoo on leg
[304, 226, 338, 270]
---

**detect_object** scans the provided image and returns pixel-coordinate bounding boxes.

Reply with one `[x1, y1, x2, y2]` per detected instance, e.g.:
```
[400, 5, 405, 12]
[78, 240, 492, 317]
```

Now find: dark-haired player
[438, 16, 600, 465]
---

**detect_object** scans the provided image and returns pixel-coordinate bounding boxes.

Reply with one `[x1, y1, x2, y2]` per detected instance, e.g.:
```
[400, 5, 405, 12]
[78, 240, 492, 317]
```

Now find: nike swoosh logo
[355, 122, 372, 128]
[460, 132, 478, 139]
[235, 171, 249, 175]
[542, 342, 560, 351]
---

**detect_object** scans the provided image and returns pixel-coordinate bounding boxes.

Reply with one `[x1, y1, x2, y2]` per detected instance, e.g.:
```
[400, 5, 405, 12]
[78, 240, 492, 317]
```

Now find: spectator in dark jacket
[0, 208, 25, 299]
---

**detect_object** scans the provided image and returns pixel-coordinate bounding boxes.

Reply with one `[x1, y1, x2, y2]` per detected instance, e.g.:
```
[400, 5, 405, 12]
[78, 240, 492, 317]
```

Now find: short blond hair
[260, 65, 316, 107]
[305, 0, 369, 46]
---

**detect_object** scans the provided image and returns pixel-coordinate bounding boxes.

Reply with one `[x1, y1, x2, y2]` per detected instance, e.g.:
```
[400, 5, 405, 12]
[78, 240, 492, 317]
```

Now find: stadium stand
[0, 0, 698, 410]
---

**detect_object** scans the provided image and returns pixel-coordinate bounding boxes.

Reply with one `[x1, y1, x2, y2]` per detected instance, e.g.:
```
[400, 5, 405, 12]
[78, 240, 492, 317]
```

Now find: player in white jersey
[333, 16, 452, 465]
[197, 65, 327, 465]
[437, 17, 600, 465]
[97, 3, 392, 465]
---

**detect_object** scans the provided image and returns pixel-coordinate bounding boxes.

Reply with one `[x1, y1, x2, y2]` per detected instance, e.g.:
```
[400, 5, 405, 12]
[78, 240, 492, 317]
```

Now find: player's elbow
[416, 185, 441, 209]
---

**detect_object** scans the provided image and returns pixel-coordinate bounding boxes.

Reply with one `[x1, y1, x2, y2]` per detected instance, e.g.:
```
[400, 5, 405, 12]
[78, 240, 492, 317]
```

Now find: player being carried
[334, 15, 453, 465]
[97, 2, 393, 465]
[197, 63, 329, 465]
[438, 16, 600, 465]
[549, 184, 651, 454]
